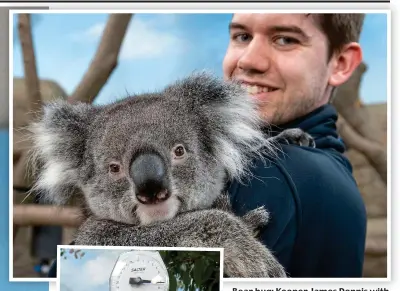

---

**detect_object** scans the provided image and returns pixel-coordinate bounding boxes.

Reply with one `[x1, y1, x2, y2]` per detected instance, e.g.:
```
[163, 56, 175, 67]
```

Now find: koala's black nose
[130, 153, 170, 204]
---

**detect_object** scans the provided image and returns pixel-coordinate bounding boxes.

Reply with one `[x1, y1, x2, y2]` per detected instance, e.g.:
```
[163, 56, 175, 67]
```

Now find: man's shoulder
[274, 143, 353, 178]
[265, 144, 366, 231]
[229, 143, 363, 217]
[273, 144, 360, 199]
[237, 143, 356, 190]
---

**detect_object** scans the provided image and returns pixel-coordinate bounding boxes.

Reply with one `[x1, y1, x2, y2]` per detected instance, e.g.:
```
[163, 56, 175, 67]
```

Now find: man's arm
[227, 159, 299, 271]
[311, 179, 367, 277]
[250, 145, 367, 278]
[287, 181, 367, 278]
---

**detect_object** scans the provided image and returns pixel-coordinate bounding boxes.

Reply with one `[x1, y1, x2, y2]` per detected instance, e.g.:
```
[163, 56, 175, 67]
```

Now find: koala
[29, 72, 314, 278]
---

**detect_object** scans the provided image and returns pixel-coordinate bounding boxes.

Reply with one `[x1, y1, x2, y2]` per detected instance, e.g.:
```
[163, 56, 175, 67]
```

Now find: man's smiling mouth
[239, 83, 279, 94]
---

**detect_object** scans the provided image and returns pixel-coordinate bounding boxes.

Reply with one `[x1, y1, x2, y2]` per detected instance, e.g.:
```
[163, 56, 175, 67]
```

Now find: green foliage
[60, 248, 86, 260]
[159, 251, 220, 291]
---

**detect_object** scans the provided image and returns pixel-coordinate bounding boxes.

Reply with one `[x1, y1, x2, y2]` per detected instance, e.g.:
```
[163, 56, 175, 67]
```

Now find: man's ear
[328, 42, 363, 87]
[29, 100, 98, 205]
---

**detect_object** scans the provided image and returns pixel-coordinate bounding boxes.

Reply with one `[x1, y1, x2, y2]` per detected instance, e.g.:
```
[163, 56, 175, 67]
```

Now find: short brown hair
[310, 13, 365, 59]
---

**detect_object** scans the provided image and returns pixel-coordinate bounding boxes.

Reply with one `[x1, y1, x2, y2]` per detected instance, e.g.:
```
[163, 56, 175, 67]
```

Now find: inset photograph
[57, 246, 223, 291]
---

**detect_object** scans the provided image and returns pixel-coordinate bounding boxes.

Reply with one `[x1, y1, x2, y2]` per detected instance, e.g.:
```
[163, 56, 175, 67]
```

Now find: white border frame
[56, 245, 224, 291]
[8, 8, 391, 284]
[7, 8, 392, 14]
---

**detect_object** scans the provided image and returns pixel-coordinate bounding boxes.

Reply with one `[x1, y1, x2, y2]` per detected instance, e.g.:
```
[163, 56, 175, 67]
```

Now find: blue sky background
[12, 12, 388, 105]
[1, 12, 388, 291]
[59, 249, 128, 291]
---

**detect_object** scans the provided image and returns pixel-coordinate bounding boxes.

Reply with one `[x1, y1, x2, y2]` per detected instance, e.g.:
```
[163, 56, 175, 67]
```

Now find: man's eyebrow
[228, 22, 311, 40]
[267, 25, 310, 39]
[228, 22, 248, 32]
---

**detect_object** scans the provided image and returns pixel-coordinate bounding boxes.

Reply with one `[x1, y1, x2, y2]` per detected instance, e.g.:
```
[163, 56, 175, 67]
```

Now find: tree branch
[68, 14, 133, 103]
[18, 13, 42, 119]
[365, 218, 386, 255]
[337, 114, 387, 183]
[13, 205, 83, 227]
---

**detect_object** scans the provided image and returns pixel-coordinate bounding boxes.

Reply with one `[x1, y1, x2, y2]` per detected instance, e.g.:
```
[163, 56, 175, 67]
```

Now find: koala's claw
[273, 128, 316, 148]
[296, 132, 315, 148]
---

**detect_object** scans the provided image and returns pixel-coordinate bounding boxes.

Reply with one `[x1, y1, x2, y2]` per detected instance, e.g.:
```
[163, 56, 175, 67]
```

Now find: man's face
[223, 13, 337, 125]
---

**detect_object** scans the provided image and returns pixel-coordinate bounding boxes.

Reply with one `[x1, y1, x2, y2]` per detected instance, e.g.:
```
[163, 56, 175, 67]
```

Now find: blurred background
[9, 13, 388, 279]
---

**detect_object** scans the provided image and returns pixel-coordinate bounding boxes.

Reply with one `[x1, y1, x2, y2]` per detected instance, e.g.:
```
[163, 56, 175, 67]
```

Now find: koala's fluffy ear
[29, 100, 97, 205]
[165, 72, 277, 181]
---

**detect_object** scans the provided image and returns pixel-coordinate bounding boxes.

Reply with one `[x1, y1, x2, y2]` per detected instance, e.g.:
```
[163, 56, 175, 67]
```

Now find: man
[224, 13, 367, 277]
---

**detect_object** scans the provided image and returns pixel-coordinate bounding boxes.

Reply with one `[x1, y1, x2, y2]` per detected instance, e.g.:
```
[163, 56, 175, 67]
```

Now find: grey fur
[29, 72, 313, 278]
[75, 195, 286, 278]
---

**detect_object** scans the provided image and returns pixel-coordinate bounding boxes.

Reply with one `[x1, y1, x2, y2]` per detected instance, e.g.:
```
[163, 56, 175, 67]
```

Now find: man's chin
[136, 197, 180, 226]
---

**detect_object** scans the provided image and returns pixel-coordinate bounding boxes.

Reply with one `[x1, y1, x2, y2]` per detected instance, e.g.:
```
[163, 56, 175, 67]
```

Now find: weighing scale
[109, 250, 170, 291]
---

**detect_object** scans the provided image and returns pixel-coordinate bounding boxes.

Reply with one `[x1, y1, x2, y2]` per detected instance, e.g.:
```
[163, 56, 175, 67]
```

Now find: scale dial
[110, 251, 169, 291]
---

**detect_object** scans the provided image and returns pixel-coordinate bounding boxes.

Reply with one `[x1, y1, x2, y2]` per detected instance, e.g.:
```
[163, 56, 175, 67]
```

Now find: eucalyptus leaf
[169, 272, 177, 291]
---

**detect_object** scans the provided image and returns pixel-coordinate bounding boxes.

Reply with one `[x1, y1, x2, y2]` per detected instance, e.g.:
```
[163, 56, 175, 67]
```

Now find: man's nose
[237, 37, 271, 75]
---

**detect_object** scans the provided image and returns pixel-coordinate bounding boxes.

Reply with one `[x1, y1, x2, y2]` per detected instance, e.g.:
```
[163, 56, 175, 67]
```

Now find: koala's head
[29, 73, 276, 226]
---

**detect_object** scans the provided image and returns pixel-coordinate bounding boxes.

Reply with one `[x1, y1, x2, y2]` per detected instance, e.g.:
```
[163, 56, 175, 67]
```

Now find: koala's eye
[173, 145, 186, 159]
[109, 163, 121, 173]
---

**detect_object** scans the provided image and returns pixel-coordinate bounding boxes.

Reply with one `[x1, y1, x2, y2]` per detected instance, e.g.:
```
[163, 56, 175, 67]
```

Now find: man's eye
[274, 36, 299, 46]
[232, 33, 252, 43]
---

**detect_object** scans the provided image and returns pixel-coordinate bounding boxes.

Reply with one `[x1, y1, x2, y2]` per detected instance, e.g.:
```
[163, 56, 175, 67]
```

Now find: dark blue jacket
[228, 104, 367, 277]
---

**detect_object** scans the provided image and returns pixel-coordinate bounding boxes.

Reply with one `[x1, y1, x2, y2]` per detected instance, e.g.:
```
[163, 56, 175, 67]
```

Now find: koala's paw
[273, 128, 316, 148]
[224, 240, 287, 278]
[262, 258, 288, 278]
[241, 206, 270, 236]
